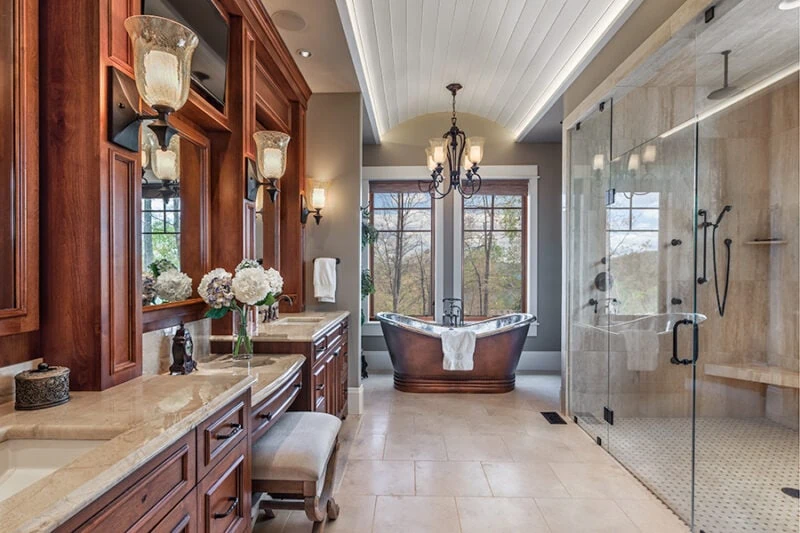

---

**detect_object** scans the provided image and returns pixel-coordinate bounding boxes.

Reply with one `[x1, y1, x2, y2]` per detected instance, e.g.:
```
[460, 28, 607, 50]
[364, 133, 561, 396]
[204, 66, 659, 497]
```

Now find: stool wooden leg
[326, 497, 340, 520]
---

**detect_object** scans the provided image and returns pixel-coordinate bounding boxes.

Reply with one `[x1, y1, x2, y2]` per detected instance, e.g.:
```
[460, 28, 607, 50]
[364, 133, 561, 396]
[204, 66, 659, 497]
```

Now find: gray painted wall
[362, 113, 562, 355]
[305, 93, 363, 386]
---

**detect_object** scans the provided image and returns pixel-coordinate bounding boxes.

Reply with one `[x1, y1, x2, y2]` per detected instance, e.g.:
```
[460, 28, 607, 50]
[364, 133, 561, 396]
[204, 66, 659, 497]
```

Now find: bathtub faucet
[442, 298, 464, 328]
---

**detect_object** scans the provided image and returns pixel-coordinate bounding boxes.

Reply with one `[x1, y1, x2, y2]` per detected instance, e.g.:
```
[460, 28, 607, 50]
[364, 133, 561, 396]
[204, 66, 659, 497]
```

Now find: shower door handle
[697, 210, 710, 284]
[671, 319, 695, 365]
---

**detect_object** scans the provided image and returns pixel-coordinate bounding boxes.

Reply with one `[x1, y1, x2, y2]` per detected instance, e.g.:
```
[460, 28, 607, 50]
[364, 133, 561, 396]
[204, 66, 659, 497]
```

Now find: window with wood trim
[369, 181, 435, 319]
[462, 180, 527, 318]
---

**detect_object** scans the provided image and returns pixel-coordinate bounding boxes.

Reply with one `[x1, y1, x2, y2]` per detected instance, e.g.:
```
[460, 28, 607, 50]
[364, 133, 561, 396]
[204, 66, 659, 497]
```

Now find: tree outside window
[369, 182, 434, 318]
[462, 180, 527, 318]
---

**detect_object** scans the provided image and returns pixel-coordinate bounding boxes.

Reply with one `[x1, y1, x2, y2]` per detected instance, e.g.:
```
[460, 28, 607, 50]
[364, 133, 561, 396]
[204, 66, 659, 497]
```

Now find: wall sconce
[109, 15, 199, 153]
[301, 183, 327, 225]
[253, 131, 291, 202]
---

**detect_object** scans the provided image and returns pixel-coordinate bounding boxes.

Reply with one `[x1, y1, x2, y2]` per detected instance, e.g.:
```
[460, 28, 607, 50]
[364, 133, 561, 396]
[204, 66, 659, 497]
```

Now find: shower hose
[711, 212, 732, 317]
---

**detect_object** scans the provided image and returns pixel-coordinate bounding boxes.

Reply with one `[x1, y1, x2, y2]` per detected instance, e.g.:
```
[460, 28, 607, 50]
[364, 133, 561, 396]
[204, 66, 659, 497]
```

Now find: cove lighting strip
[513, 0, 640, 141]
[659, 63, 800, 139]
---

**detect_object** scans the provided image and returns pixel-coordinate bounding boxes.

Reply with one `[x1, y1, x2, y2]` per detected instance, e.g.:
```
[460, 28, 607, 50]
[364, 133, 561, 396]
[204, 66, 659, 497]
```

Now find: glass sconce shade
[425, 147, 437, 171]
[124, 15, 199, 112]
[152, 133, 181, 181]
[141, 125, 157, 168]
[465, 137, 484, 165]
[255, 185, 264, 213]
[642, 145, 657, 164]
[627, 153, 640, 173]
[253, 131, 291, 180]
[429, 138, 447, 165]
[310, 187, 326, 210]
[592, 153, 605, 172]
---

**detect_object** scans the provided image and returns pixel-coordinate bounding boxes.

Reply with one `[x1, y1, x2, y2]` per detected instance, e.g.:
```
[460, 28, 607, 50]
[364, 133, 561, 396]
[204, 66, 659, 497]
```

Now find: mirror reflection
[142, 127, 204, 306]
[0, 0, 15, 310]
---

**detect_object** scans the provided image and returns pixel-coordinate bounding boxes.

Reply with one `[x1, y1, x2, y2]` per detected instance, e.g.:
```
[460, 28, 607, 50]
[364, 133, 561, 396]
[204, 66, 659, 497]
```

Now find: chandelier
[419, 83, 485, 199]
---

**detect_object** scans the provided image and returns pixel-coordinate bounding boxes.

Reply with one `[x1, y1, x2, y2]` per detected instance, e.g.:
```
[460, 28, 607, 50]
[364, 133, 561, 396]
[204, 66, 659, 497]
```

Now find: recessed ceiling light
[297, 49, 312, 58]
[779, 0, 800, 9]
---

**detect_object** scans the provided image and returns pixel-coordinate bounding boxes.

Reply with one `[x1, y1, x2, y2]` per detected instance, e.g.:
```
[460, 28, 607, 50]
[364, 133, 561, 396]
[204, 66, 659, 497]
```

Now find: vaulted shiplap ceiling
[336, 0, 641, 143]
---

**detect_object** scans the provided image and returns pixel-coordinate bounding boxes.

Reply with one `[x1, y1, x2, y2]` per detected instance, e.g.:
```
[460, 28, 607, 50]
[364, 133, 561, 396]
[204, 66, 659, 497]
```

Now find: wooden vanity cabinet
[58, 390, 253, 533]
[244, 316, 350, 420]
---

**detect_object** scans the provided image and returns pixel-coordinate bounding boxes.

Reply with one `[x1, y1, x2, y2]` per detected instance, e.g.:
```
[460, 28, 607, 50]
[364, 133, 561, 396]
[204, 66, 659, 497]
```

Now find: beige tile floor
[253, 373, 689, 533]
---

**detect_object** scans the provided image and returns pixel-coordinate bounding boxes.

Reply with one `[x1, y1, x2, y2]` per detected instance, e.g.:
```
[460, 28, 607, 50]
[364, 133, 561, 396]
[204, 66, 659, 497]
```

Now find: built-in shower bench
[704, 363, 800, 389]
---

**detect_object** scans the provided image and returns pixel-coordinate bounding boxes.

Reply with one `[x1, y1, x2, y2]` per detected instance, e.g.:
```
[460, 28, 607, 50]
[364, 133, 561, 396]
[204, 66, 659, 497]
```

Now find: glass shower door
[605, 126, 699, 526]
[567, 105, 612, 448]
[691, 1, 800, 531]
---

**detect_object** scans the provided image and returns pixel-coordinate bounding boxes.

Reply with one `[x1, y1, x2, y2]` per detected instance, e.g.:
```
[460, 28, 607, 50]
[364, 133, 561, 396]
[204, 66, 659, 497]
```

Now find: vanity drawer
[198, 438, 249, 533]
[312, 336, 327, 363]
[325, 327, 343, 351]
[197, 392, 249, 479]
[312, 357, 328, 413]
[151, 488, 198, 533]
[251, 369, 302, 441]
[64, 433, 196, 532]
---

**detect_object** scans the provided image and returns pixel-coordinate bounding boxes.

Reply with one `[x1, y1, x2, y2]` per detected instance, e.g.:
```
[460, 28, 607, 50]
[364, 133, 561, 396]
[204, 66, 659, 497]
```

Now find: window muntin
[462, 181, 527, 318]
[142, 196, 181, 271]
[369, 183, 435, 318]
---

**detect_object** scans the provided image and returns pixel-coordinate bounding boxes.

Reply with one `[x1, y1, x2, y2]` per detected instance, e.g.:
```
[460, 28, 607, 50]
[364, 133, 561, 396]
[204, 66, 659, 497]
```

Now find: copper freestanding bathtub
[376, 312, 536, 393]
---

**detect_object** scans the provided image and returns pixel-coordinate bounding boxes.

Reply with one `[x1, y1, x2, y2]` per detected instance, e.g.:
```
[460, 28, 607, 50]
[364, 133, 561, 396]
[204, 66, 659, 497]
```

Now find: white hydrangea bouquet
[144, 259, 193, 305]
[199, 259, 283, 360]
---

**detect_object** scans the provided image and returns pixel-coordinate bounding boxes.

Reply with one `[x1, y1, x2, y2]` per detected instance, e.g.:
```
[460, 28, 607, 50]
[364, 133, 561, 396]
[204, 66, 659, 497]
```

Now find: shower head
[707, 51, 739, 100]
[714, 205, 733, 226]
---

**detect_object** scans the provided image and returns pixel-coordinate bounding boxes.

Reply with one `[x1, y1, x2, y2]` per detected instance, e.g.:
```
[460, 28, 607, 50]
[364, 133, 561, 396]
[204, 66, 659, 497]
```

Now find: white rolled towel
[441, 328, 477, 371]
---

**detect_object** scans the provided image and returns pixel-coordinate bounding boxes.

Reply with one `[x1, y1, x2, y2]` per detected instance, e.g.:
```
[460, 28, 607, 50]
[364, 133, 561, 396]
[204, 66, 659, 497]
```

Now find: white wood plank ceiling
[336, 0, 641, 142]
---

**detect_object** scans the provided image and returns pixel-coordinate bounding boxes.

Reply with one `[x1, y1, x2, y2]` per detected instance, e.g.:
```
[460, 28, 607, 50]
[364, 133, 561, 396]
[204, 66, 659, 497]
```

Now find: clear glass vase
[232, 306, 253, 360]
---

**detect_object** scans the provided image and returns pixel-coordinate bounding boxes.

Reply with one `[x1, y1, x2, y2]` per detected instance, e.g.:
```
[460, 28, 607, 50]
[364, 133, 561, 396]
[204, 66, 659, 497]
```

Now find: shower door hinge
[603, 407, 615, 425]
[605, 188, 616, 206]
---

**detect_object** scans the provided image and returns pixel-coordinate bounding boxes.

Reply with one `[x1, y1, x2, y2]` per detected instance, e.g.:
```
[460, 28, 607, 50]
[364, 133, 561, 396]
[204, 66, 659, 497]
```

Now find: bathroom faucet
[263, 294, 294, 322]
[442, 298, 464, 328]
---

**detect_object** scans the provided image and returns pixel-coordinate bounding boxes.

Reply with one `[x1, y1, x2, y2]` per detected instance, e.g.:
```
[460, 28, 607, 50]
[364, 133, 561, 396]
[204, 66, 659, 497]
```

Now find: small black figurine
[170, 321, 197, 375]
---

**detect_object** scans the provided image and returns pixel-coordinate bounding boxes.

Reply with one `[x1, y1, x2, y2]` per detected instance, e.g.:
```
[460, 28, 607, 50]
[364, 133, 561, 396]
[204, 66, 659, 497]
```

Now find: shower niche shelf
[704, 363, 799, 389]
[743, 239, 787, 245]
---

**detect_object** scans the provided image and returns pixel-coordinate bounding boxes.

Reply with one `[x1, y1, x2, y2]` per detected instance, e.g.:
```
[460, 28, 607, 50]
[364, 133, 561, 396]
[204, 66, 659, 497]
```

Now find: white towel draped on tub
[313, 258, 337, 303]
[622, 329, 659, 372]
[441, 328, 477, 371]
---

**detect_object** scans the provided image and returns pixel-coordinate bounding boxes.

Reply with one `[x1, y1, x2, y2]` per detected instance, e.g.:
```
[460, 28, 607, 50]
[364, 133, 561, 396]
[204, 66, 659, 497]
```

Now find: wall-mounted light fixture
[301, 181, 327, 225]
[253, 131, 291, 202]
[109, 16, 199, 153]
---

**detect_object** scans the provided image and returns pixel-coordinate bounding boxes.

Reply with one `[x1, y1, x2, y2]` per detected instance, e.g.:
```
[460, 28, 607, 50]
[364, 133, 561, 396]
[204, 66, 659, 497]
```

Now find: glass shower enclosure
[566, 1, 799, 532]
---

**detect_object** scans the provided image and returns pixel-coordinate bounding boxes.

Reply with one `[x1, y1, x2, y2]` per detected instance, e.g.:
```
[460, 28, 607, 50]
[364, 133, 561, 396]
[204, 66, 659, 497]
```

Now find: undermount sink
[0, 438, 108, 502]
[273, 317, 326, 325]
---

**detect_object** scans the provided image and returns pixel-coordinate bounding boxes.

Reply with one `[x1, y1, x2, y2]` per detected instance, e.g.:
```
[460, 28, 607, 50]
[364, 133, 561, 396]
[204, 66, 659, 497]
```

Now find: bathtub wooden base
[393, 374, 516, 394]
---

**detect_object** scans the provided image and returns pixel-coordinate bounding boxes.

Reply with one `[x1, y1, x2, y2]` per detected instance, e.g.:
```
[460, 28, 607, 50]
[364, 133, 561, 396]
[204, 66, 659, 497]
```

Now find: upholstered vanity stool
[252, 412, 342, 532]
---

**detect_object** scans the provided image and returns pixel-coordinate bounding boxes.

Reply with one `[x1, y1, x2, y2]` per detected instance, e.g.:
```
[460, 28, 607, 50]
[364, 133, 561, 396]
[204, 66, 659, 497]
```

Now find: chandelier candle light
[419, 83, 485, 199]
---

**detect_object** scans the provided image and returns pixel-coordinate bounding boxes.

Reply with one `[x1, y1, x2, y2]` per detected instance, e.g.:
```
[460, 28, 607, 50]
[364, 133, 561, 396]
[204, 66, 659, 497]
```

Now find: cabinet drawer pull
[215, 423, 242, 440]
[315, 383, 325, 391]
[213, 497, 240, 519]
[260, 411, 273, 421]
[294, 383, 302, 389]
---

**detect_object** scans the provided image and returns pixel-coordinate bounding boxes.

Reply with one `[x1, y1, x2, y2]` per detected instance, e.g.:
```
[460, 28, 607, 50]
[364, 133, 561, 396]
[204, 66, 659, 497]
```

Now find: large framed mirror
[141, 115, 210, 331]
[0, 0, 38, 336]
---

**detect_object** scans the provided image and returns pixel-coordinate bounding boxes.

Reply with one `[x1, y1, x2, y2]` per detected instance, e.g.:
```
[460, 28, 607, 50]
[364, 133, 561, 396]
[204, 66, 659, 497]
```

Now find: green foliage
[361, 269, 376, 298]
[256, 292, 277, 307]
[361, 207, 378, 249]
[205, 307, 230, 320]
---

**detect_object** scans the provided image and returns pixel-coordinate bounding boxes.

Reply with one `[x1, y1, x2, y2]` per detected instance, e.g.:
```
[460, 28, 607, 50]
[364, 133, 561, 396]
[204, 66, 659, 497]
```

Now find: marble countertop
[210, 310, 350, 343]
[0, 353, 304, 532]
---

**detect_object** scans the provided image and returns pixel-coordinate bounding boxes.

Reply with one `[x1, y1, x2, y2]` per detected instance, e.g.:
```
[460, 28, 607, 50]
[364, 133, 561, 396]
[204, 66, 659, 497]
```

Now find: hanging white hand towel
[441, 328, 477, 371]
[314, 258, 337, 303]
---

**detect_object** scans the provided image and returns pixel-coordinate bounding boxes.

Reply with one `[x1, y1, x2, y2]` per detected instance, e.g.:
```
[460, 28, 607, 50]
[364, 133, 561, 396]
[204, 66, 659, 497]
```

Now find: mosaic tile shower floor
[585, 417, 799, 533]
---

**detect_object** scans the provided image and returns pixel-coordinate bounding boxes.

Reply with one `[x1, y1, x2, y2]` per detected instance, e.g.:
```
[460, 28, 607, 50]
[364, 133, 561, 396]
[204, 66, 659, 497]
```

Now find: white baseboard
[348, 385, 364, 415]
[363, 350, 561, 373]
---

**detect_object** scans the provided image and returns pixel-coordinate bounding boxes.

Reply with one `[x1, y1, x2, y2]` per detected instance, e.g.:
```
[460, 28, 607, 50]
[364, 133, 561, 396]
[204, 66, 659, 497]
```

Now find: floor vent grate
[541, 411, 567, 425]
